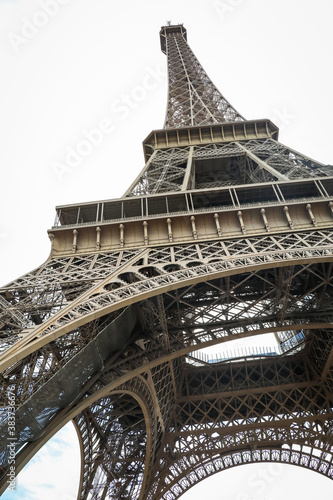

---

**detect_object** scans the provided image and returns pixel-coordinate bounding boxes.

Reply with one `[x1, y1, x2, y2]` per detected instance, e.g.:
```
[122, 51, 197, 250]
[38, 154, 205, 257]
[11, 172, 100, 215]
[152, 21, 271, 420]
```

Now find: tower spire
[160, 24, 244, 128]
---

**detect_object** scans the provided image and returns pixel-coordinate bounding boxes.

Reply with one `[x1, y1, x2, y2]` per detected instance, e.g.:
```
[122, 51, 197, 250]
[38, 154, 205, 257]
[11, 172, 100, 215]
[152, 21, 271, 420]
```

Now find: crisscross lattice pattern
[163, 28, 244, 128]
[0, 24, 333, 500]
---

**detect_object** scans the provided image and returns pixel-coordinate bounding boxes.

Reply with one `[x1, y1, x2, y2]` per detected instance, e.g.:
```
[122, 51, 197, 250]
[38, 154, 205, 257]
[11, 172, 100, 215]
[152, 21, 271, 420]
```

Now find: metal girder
[1, 23, 333, 500]
[126, 138, 330, 196]
[1, 232, 333, 373]
[161, 25, 244, 127]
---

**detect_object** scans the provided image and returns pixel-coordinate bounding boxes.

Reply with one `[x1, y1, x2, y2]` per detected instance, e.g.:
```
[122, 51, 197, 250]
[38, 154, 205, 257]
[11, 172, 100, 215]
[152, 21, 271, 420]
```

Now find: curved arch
[2, 259, 333, 484]
[75, 387, 154, 499]
[1, 244, 332, 371]
[4, 350, 333, 498]
[0, 376, 158, 499]
[152, 445, 333, 499]
[1, 240, 333, 497]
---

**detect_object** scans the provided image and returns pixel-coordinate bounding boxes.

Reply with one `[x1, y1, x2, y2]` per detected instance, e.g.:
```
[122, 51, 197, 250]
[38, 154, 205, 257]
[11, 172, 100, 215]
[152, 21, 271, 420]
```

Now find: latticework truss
[1, 23, 333, 500]
[127, 138, 331, 197]
[161, 25, 244, 128]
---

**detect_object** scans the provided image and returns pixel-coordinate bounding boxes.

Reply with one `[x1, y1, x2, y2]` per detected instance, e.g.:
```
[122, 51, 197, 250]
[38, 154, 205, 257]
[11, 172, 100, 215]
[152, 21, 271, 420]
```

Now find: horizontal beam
[49, 200, 333, 257]
[178, 380, 317, 402]
[142, 119, 279, 162]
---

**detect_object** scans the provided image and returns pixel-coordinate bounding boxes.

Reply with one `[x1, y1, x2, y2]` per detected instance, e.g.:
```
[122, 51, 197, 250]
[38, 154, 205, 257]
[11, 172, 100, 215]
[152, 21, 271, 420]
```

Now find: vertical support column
[214, 213, 222, 237]
[237, 211, 246, 234]
[72, 230, 78, 253]
[260, 208, 270, 232]
[306, 204, 317, 226]
[190, 216, 197, 239]
[143, 221, 149, 245]
[182, 146, 195, 190]
[96, 227, 101, 250]
[283, 206, 293, 229]
[119, 224, 125, 248]
[166, 219, 173, 242]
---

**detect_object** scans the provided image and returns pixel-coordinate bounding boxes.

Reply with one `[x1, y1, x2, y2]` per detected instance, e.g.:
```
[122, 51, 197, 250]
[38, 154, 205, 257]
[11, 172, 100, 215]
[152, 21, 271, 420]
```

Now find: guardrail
[188, 330, 305, 365]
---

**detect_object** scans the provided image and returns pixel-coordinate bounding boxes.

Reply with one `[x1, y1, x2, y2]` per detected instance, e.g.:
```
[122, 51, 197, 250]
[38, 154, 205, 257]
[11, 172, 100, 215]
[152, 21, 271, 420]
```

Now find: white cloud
[6, 422, 80, 500]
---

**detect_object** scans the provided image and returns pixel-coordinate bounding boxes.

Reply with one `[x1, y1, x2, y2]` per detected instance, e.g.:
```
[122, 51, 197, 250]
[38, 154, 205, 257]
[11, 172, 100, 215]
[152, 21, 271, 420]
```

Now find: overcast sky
[1, 0, 333, 499]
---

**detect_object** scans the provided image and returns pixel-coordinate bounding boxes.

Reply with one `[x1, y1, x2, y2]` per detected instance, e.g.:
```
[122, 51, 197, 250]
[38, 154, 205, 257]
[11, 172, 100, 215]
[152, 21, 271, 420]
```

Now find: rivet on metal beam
[190, 216, 197, 239]
[119, 224, 125, 247]
[96, 227, 101, 250]
[166, 218, 173, 242]
[260, 208, 270, 232]
[306, 204, 317, 226]
[72, 229, 78, 253]
[214, 213, 222, 237]
[237, 211, 246, 234]
[143, 221, 149, 245]
[283, 206, 293, 229]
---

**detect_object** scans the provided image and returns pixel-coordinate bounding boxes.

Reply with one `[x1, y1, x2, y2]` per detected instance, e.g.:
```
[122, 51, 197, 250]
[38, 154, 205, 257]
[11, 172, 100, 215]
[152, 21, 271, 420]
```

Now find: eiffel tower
[1, 23, 333, 499]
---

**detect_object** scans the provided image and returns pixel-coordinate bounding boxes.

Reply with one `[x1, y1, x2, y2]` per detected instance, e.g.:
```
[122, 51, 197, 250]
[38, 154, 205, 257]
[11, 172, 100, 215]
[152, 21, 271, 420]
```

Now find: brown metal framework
[1, 24, 333, 499]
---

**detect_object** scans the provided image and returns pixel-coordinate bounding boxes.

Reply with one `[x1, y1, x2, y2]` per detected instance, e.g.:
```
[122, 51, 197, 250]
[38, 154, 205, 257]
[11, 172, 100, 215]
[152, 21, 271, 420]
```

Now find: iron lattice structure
[1, 24, 333, 499]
